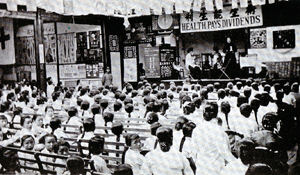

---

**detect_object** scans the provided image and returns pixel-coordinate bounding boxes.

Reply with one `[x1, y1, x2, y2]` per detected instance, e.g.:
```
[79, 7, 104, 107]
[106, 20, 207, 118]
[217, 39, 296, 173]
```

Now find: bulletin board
[139, 44, 160, 78]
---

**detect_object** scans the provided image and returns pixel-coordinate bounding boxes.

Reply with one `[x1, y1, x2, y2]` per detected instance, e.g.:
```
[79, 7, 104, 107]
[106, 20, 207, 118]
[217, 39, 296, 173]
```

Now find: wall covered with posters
[16, 22, 104, 85]
[248, 25, 300, 68]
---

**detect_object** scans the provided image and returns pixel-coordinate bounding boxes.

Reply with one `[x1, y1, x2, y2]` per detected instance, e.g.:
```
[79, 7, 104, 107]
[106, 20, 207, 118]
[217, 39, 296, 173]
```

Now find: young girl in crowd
[44, 105, 55, 126]
[88, 136, 111, 174]
[64, 106, 82, 138]
[39, 134, 57, 171]
[18, 135, 40, 175]
[124, 134, 144, 175]
[54, 139, 70, 175]
[32, 114, 50, 139]
[50, 116, 68, 139]
[77, 118, 96, 156]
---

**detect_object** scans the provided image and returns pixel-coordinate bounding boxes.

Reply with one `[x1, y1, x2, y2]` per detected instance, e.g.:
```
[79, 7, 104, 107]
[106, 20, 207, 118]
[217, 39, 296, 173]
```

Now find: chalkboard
[142, 45, 160, 78]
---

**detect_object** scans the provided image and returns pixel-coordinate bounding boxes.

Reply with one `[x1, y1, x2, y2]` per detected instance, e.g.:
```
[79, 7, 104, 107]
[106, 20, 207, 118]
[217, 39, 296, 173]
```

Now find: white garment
[230, 115, 258, 139]
[185, 53, 196, 70]
[125, 149, 145, 175]
[220, 158, 248, 175]
[193, 120, 237, 175]
[141, 147, 193, 175]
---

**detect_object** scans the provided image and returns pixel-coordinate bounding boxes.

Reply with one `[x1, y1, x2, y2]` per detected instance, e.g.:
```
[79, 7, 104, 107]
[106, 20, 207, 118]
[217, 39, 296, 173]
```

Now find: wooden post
[34, 7, 46, 92]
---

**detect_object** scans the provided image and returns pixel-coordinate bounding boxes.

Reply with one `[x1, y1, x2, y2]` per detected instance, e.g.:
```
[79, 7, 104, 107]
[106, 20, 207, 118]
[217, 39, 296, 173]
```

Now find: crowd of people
[0, 77, 299, 175]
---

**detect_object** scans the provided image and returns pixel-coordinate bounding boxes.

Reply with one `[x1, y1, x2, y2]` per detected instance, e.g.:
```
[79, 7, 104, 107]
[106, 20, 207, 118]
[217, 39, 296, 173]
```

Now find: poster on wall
[86, 64, 100, 78]
[250, 29, 267, 49]
[88, 49, 103, 62]
[124, 46, 137, 59]
[109, 35, 119, 52]
[58, 33, 76, 63]
[76, 32, 87, 49]
[124, 58, 137, 82]
[59, 64, 86, 78]
[89, 31, 102, 48]
[44, 34, 57, 63]
[15, 37, 35, 65]
[273, 29, 295, 49]
[144, 46, 160, 78]
[110, 52, 122, 89]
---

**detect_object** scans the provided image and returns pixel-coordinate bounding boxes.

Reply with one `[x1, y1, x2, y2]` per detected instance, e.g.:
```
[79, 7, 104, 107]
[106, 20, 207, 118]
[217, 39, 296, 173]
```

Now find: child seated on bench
[88, 136, 111, 174]
[18, 135, 40, 175]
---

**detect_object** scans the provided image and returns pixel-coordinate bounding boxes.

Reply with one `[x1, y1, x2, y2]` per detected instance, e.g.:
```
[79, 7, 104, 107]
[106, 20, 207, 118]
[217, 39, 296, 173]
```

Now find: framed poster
[58, 33, 76, 63]
[86, 64, 100, 78]
[89, 30, 102, 48]
[109, 35, 119, 52]
[250, 29, 267, 49]
[76, 32, 87, 49]
[273, 29, 295, 49]
[124, 58, 137, 82]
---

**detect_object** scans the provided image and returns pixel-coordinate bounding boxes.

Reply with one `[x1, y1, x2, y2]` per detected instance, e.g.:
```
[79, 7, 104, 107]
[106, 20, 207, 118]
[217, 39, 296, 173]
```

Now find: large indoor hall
[0, 0, 299, 174]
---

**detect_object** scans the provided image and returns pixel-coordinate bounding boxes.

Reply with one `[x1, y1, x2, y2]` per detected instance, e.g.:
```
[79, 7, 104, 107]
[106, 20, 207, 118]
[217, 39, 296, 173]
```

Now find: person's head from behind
[193, 97, 202, 109]
[32, 114, 44, 127]
[276, 90, 284, 101]
[125, 134, 142, 151]
[183, 102, 195, 115]
[55, 139, 70, 155]
[21, 135, 35, 150]
[221, 101, 231, 115]
[81, 100, 90, 111]
[21, 116, 32, 130]
[236, 138, 255, 165]
[243, 88, 252, 99]
[240, 104, 252, 118]
[203, 102, 218, 121]
[262, 112, 279, 131]
[250, 98, 260, 112]
[67, 155, 85, 175]
[150, 122, 162, 136]
[68, 106, 78, 117]
[39, 134, 57, 152]
[91, 104, 100, 116]
[175, 116, 189, 131]
[187, 47, 194, 54]
[83, 118, 95, 133]
[103, 112, 114, 125]
[146, 112, 159, 125]
[50, 116, 61, 132]
[89, 136, 105, 156]
[111, 122, 124, 137]
[283, 83, 290, 95]
[245, 163, 273, 175]
[217, 89, 226, 100]
[182, 122, 196, 137]
[156, 127, 173, 152]
[113, 164, 133, 175]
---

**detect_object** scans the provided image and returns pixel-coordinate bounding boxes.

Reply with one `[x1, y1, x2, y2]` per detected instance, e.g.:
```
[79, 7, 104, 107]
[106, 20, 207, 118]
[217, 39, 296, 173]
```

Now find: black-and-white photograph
[0, 0, 299, 175]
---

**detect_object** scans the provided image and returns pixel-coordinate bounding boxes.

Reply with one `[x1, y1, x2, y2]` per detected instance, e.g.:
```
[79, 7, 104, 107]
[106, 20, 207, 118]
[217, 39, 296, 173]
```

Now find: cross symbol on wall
[0, 27, 10, 50]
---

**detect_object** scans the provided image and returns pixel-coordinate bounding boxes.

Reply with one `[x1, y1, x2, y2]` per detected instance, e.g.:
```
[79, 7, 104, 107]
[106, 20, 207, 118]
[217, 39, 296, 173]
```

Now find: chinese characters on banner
[180, 6, 263, 33]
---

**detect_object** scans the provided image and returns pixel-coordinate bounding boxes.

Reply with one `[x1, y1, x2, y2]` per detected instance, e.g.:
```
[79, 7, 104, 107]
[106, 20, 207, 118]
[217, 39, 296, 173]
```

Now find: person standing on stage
[102, 67, 113, 87]
[184, 47, 201, 79]
[223, 37, 238, 78]
[212, 46, 223, 79]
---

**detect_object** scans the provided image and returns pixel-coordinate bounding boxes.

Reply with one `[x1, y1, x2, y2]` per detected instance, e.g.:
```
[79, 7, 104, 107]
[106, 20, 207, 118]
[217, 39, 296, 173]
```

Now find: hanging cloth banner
[180, 6, 263, 33]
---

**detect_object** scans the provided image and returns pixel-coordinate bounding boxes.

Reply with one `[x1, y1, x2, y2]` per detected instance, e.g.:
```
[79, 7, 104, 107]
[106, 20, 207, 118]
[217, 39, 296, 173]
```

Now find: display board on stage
[124, 45, 138, 82]
[160, 46, 175, 79]
[143, 46, 160, 78]
[265, 61, 292, 79]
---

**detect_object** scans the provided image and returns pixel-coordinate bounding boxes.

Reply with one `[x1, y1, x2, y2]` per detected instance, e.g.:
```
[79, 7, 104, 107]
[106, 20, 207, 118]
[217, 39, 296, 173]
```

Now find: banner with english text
[180, 6, 263, 33]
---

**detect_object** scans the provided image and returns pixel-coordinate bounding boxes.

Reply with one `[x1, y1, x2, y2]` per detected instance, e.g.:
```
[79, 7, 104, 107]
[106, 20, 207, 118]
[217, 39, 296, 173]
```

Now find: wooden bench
[2, 146, 106, 175]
